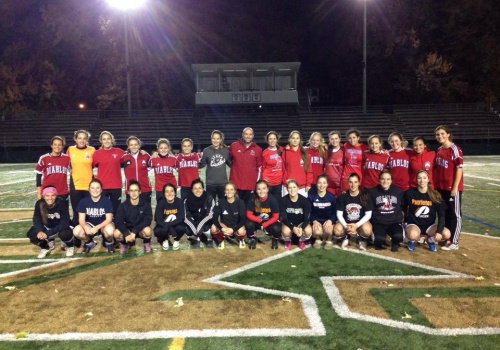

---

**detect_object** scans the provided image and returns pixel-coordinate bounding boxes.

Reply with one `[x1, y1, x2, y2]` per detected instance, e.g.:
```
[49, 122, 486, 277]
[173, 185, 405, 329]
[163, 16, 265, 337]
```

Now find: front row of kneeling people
[29, 168, 450, 258]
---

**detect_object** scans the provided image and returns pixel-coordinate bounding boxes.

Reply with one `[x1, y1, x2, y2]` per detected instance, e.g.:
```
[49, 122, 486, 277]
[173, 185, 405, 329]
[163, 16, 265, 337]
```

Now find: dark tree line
[0, 0, 498, 113]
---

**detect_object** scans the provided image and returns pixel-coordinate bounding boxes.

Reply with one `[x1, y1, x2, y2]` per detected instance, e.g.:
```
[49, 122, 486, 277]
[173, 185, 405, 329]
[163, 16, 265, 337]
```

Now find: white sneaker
[172, 241, 180, 251]
[48, 241, 55, 250]
[341, 239, 349, 250]
[65, 246, 75, 257]
[162, 240, 170, 250]
[441, 243, 459, 251]
[38, 249, 50, 259]
[359, 241, 367, 251]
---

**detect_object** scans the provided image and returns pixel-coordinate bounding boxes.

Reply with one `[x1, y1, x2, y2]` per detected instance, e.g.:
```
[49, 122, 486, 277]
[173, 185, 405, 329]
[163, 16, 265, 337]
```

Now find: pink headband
[42, 187, 58, 196]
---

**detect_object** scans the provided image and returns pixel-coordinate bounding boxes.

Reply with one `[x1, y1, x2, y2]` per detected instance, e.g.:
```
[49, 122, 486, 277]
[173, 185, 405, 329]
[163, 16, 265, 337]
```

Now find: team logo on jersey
[48, 162, 52, 166]
[47, 212, 61, 220]
[210, 154, 226, 167]
[85, 153, 90, 159]
[250, 150, 255, 156]
[259, 213, 270, 220]
[164, 214, 177, 222]
[142, 160, 147, 165]
[424, 161, 431, 170]
[345, 204, 361, 221]
[222, 210, 228, 215]
[376, 195, 397, 211]
[112, 154, 117, 159]
[415, 206, 430, 218]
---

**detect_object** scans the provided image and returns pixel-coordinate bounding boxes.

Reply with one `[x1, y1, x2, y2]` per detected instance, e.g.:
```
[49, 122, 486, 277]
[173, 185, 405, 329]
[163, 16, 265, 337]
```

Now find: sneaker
[48, 240, 55, 250]
[324, 241, 334, 250]
[441, 243, 459, 251]
[143, 242, 151, 253]
[206, 240, 214, 248]
[313, 240, 323, 249]
[82, 240, 96, 254]
[249, 238, 257, 250]
[61, 241, 67, 251]
[359, 241, 367, 251]
[407, 241, 415, 252]
[299, 241, 306, 250]
[418, 236, 426, 245]
[218, 240, 225, 250]
[429, 242, 437, 252]
[271, 239, 278, 250]
[173, 241, 180, 250]
[239, 239, 246, 249]
[341, 239, 349, 250]
[192, 239, 200, 248]
[107, 243, 115, 254]
[162, 240, 169, 251]
[65, 246, 75, 257]
[391, 243, 399, 252]
[37, 248, 50, 259]
[284, 241, 291, 250]
[119, 243, 128, 254]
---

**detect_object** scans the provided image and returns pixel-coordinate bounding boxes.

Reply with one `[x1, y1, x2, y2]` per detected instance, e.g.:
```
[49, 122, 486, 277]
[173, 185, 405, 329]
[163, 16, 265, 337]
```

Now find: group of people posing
[28, 125, 463, 258]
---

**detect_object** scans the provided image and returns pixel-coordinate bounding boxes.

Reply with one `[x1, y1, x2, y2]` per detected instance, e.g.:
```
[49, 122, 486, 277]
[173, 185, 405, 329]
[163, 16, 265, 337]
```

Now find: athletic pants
[438, 189, 462, 245]
[245, 221, 281, 239]
[237, 190, 253, 205]
[154, 224, 187, 243]
[372, 222, 404, 248]
[27, 227, 74, 249]
[207, 184, 226, 202]
[268, 185, 283, 201]
[102, 189, 122, 215]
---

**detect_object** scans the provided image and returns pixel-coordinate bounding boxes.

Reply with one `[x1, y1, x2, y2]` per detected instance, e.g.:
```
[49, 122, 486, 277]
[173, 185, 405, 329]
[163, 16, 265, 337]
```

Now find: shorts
[405, 223, 437, 235]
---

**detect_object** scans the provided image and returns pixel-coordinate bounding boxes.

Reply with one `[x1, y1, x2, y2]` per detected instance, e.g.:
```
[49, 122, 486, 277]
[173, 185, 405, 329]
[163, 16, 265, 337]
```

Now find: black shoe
[107, 244, 115, 253]
[74, 238, 82, 248]
[391, 243, 399, 252]
[249, 238, 257, 250]
[271, 239, 278, 250]
[205, 240, 214, 248]
[375, 245, 385, 250]
[192, 240, 200, 248]
[82, 240, 96, 254]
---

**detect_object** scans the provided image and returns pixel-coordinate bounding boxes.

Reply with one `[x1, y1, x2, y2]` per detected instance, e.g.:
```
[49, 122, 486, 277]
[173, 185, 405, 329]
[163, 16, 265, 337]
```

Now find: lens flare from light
[107, 0, 146, 10]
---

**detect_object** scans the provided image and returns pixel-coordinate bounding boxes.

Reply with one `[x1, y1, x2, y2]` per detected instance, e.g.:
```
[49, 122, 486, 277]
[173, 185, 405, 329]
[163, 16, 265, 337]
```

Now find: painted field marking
[0, 258, 81, 279]
[168, 337, 186, 350]
[0, 179, 33, 186]
[461, 232, 500, 240]
[463, 184, 474, 187]
[487, 183, 500, 187]
[464, 174, 500, 182]
[0, 219, 31, 225]
[463, 216, 500, 230]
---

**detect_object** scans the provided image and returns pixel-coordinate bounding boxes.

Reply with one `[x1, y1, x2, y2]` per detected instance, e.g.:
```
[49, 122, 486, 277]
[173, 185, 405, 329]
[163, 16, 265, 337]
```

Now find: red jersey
[176, 153, 201, 188]
[282, 147, 314, 188]
[307, 147, 325, 183]
[409, 148, 435, 188]
[229, 139, 262, 190]
[149, 154, 177, 191]
[324, 147, 344, 195]
[387, 149, 411, 191]
[434, 143, 463, 191]
[342, 143, 368, 190]
[92, 147, 125, 189]
[121, 152, 152, 193]
[261, 147, 284, 186]
[35, 153, 70, 195]
[362, 151, 389, 189]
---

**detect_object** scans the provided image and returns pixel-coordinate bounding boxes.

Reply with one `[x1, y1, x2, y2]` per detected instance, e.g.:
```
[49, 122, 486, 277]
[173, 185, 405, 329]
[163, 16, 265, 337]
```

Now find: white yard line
[0, 258, 81, 279]
[463, 184, 474, 187]
[464, 174, 500, 182]
[487, 183, 500, 187]
[0, 219, 31, 225]
[0, 179, 33, 186]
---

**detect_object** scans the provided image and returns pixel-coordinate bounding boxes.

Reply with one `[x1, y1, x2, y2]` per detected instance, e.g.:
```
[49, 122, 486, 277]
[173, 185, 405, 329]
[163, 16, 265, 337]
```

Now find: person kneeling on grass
[280, 179, 313, 250]
[184, 179, 215, 248]
[154, 183, 187, 251]
[114, 180, 153, 254]
[334, 173, 373, 251]
[73, 179, 115, 254]
[27, 186, 74, 258]
[211, 182, 247, 250]
[404, 170, 451, 252]
[309, 175, 337, 250]
[368, 170, 404, 252]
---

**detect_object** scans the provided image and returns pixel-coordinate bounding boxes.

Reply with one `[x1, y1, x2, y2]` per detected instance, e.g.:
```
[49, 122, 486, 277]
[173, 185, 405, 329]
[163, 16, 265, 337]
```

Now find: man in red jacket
[229, 127, 262, 204]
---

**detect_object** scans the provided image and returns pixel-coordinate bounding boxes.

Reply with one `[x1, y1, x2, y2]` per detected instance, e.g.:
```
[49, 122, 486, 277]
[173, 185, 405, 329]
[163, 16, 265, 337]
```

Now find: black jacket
[33, 198, 70, 235]
[115, 198, 152, 236]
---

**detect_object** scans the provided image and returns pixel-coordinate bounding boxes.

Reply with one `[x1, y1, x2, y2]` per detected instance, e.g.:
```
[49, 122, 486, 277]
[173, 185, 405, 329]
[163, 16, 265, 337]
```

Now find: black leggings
[102, 189, 122, 215]
[207, 185, 226, 202]
[245, 221, 281, 239]
[27, 226, 74, 249]
[180, 187, 191, 201]
[268, 185, 283, 200]
[372, 222, 404, 248]
[154, 223, 187, 242]
[69, 189, 89, 226]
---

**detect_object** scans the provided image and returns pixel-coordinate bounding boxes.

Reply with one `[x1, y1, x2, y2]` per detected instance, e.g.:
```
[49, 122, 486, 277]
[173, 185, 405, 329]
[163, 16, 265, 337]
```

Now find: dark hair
[287, 130, 309, 172]
[211, 130, 228, 148]
[51, 135, 66, 147]
[253, 179, 269, 213]
[128, 180, 141, 191]
[89, 178, 103, 189]
[416, 170, 442, 203]
[327, 130, 342, 160]
[435, 125, 453, 140]
[190, 178, 204, 189]
[346, 128, 360, 138]
[347, 173, 368, 207]
[413, 136, 426, 144]
[316, 174, 328, 184]
[378, 169, 393, 180]
[162, 182, 176, 195]
[39, 185, 57, 225]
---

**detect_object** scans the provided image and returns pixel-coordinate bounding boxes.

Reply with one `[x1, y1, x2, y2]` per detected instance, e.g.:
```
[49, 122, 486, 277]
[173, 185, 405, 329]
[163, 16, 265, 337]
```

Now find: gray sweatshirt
[199, 146, 232, 185]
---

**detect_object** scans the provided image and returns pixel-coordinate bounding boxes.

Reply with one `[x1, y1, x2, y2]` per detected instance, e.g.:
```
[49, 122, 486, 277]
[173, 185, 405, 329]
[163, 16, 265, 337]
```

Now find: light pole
[107, 0, 146, 117]
[362, 0, 367, 114]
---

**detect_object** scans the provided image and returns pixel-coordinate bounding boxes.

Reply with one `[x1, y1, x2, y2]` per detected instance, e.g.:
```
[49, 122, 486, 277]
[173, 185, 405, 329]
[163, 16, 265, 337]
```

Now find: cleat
[391, 243, 399, 252]
[271, 239, 279, 250]
[119, 243, 128, 254]
[341, 239, 349, 250]
[65, 247, 75, 257]
[162, 240, 169, 251]
[407, 241, 415, 252]
[359, 241, 367, 251]
[299, 241, 306, 250]
[37, 248, 50, 259]
[429, 242, 437, 252]
[324, 241, 334, 250]
[205, 240, 214, 248]
[48, 240, 55, 250]
[441, 243, 459, 251]
[249, 238, 257, 250]
[218, 240, 225, 250]
[173, 241, 180, 250]
[82, 240, 96, 254]
[284, 241, 291, 250]
[143, 242, 151, 253]
[238, 239, 246, 249]
[313, 240, 323, 249]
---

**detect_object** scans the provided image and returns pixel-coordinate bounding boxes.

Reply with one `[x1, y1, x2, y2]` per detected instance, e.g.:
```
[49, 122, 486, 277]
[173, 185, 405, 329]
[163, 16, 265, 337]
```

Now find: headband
[42, 187, 58, 196]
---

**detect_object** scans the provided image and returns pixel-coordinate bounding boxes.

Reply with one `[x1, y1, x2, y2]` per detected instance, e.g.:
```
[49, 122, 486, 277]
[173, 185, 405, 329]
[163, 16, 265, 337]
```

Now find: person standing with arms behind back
[200, 130, 231, 202]
[434, 125, 464, 251]
[229, 127, 262, 204]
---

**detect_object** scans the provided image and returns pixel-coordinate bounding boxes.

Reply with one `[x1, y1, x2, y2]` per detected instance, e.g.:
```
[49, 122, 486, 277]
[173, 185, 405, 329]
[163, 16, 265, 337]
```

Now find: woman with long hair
[404, 170, 451, 252]
[150, 138, 177, 202]
[387, 132, 412, 191]
[282, 130, 313, 197]
[369, 170, 405, 252]
[92, 131, 124, 214]
[341, 129, 368, 191]
[35, 136, 70, 201]
[308, 175, 336, 250]
[362, 134, 389, 189]
[27, 186, 73, 258]
[324, 130, 345, 197]
[121, 136, 152, 205]
[280, 179, 312, 250]
[184, 179, 215, 248]
[434, 125, 464, 251]
[176, 138, 202, 200]
[409, 136, 435, 189]
[211, 182, 247, 249]
[260, 131, 284, 199]
[307, 132, 326, 190]
[154, 183, 187, 251]
[245, 180, 281, 249]
[334, 173, 373, 251]
[200, 130, 231, 201]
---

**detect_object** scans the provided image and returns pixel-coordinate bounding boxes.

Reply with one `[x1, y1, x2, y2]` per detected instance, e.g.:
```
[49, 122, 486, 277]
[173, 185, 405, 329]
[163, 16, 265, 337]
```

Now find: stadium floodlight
[107, 0, 146, 10]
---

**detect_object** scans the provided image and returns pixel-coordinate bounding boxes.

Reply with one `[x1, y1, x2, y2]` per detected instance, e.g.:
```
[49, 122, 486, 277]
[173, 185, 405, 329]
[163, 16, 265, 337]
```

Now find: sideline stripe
[463, 215, 500, 230]
[464, 174, 500, 182]
[487, 182, 500, 187]
[464, 189, 500, 193]
[168, 337, 186, 350]
[0, 219, 31, 225]
[0, 179, 32, 186]
[0, 258, 81, 279]
[461, 232, 500, 240]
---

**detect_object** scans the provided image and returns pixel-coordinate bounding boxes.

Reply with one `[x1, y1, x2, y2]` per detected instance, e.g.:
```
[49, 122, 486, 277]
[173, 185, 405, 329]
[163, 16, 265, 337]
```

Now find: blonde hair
[287, 130, 309, 172]
[99, 131, 116, 146]
[308, 131, 325, 158]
